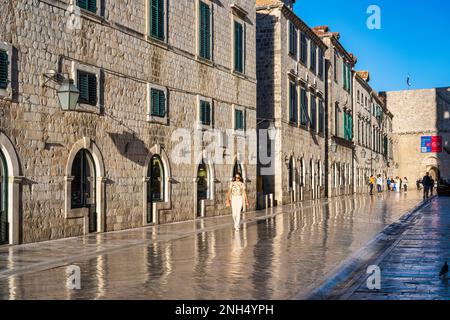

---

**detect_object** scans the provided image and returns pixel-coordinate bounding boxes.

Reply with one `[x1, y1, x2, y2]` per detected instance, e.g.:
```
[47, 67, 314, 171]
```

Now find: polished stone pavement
[347, 196, 450, 300]
[0, 191, 423, 300]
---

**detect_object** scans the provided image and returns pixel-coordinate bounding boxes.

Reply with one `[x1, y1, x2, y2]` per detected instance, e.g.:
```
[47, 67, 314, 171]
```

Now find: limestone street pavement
[0, 191, 423, 299]
[342, 196, 450, 300]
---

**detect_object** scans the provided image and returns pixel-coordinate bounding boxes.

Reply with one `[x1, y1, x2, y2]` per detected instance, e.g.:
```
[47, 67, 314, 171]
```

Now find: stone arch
[193, 152, 216, 218]
[230, 153, 247, 183]
[65, 137, 106, 234]
[142, 144, 172, 225]
[0, 131, 22, 244]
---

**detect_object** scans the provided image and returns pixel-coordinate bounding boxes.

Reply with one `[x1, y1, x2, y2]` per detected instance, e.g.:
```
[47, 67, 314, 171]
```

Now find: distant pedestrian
[226, 172, 249, 231]
[430, 177, 435, 196]
[403, 177, 409, 193]
[376, 174, 383, 193]
[387, 177, 391, 191]
[416, 178, 421, 190]
[396, 177, 401, 193]
[369, 175, 376, 195]
[422, 172, 432, 200]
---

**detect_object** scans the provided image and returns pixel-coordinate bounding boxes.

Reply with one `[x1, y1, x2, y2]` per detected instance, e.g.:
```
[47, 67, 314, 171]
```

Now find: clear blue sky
[293, 0, 450, 92]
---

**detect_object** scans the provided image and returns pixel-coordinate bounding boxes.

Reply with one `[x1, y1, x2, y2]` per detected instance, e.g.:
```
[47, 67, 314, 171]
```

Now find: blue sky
[293, 0, 450, 92]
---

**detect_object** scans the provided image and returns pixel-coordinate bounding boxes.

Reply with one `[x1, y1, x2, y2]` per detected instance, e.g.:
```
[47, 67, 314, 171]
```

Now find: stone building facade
[256, 0, 327, 206]
[0, 0, 257, 245]
[353, 71, 394, 193]
[382, 88, 450, 183]
[313, 26, 356, 198]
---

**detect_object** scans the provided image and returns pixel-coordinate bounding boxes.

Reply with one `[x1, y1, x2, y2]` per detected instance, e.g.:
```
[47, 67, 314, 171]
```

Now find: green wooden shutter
[87, 0, 97, 13]
[77, 0, 87, 10]
[200, 2, 211, 59]
[77, 71, 89, 103]
[234, 22, 243, 72]
[151, 89, 159, 115]
[159, 90, 166, 117]
[205, 102, 211, 125]
[0, 50, 8, 89]
[151, 0, 164, 39]
[87, 73, 97, 105]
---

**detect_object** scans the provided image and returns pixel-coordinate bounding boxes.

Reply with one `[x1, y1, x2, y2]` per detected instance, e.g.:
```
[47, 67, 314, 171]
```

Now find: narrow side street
[0, 192, 423, 300]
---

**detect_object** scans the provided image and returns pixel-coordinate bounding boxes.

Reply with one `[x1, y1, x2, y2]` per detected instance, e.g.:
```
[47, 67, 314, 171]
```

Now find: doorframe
[0, 132, 22, 245]
[65, 137, 105, 234]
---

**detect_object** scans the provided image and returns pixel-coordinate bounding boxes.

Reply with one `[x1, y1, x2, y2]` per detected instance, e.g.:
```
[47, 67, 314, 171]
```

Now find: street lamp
[57, 79, 79, 111]
[43, 71, 80, 111]
[268, 122, 277, 141]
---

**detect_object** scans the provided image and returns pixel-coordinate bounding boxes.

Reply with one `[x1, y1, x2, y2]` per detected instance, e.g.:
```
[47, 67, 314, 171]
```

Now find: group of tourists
[368, 174, 409, 195]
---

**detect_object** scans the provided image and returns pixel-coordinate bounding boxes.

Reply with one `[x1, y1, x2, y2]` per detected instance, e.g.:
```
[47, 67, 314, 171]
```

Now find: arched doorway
[71, 149, 97, 233]
[429, 167, 440, 181]
[197, 160, 209, 217]
[147, 155, 165, 224]
[0, 150, 8, 244]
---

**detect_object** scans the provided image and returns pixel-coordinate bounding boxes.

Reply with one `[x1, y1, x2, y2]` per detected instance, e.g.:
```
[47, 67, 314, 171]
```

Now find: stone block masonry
[0, 0, 257, 244]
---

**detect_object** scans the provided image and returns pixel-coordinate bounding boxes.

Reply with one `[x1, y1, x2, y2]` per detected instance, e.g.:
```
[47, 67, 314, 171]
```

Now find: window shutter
[87, 0, 97, 13]
[77, 0, 88, 10]
[151, 89, 159, 115]
[87, 73, 97, 105]
[159, 90, 166, 117]
[77, 71, 89, 103]
[200, 2, 211, 59]
[234, 22, 243, 72]
[0, 50, 8, 89]
[158, 0, 164, 39]
[151, 0, 164, 39]
[206, 102, 211, 125]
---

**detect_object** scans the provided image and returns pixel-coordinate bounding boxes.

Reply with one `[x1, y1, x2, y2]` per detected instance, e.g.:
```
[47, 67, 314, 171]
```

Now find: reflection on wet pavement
[0, 192, 422, 300]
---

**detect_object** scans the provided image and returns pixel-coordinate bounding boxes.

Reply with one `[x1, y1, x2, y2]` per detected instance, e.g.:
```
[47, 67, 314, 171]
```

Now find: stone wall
[386, 88, 450, 182]
[256, 5, 327, 206]
[0, 0, 257, 244]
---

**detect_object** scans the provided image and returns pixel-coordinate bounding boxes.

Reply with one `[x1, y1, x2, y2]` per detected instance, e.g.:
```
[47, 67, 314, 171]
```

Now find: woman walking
[226, 173, 249, 231]
[403, 177, 409, 193]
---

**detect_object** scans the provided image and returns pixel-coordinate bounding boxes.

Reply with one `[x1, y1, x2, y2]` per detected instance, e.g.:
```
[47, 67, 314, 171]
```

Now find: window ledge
[79, 8, 105, 24]
[147, 115, 169, 126]
[233, 130, 246, 137]
[146, 36, 169, 49]
[75, 103, 101, 114]
[196, 56, 214, 67]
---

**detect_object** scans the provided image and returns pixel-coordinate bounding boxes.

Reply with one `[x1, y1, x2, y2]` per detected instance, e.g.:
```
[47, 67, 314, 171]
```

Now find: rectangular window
[318, 98, 324, 134]
[289, 22, 297, 57]
[77, 0, 97, 13]
[200, 100, 211, 126]
[310, 94, 317, 131]
[235, 109, 245, 130]
[300, 32, 308, 65]
[0, 50, 8, 89]
[289, 82, 298, 124]
[335, 104, 340, 137]
[342, 62, 347, 90]
[310, 42, 316, 74]
[150, 88, 166, 118]
[318, 48, 324, 80]
[150, 0, 165, 40]
[300, 88, 308, 127]
[199, 1, 211, 60]
[234, 21, 244, 73]
[333, 51, 338, 82]
[77, 70, 97, 106]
